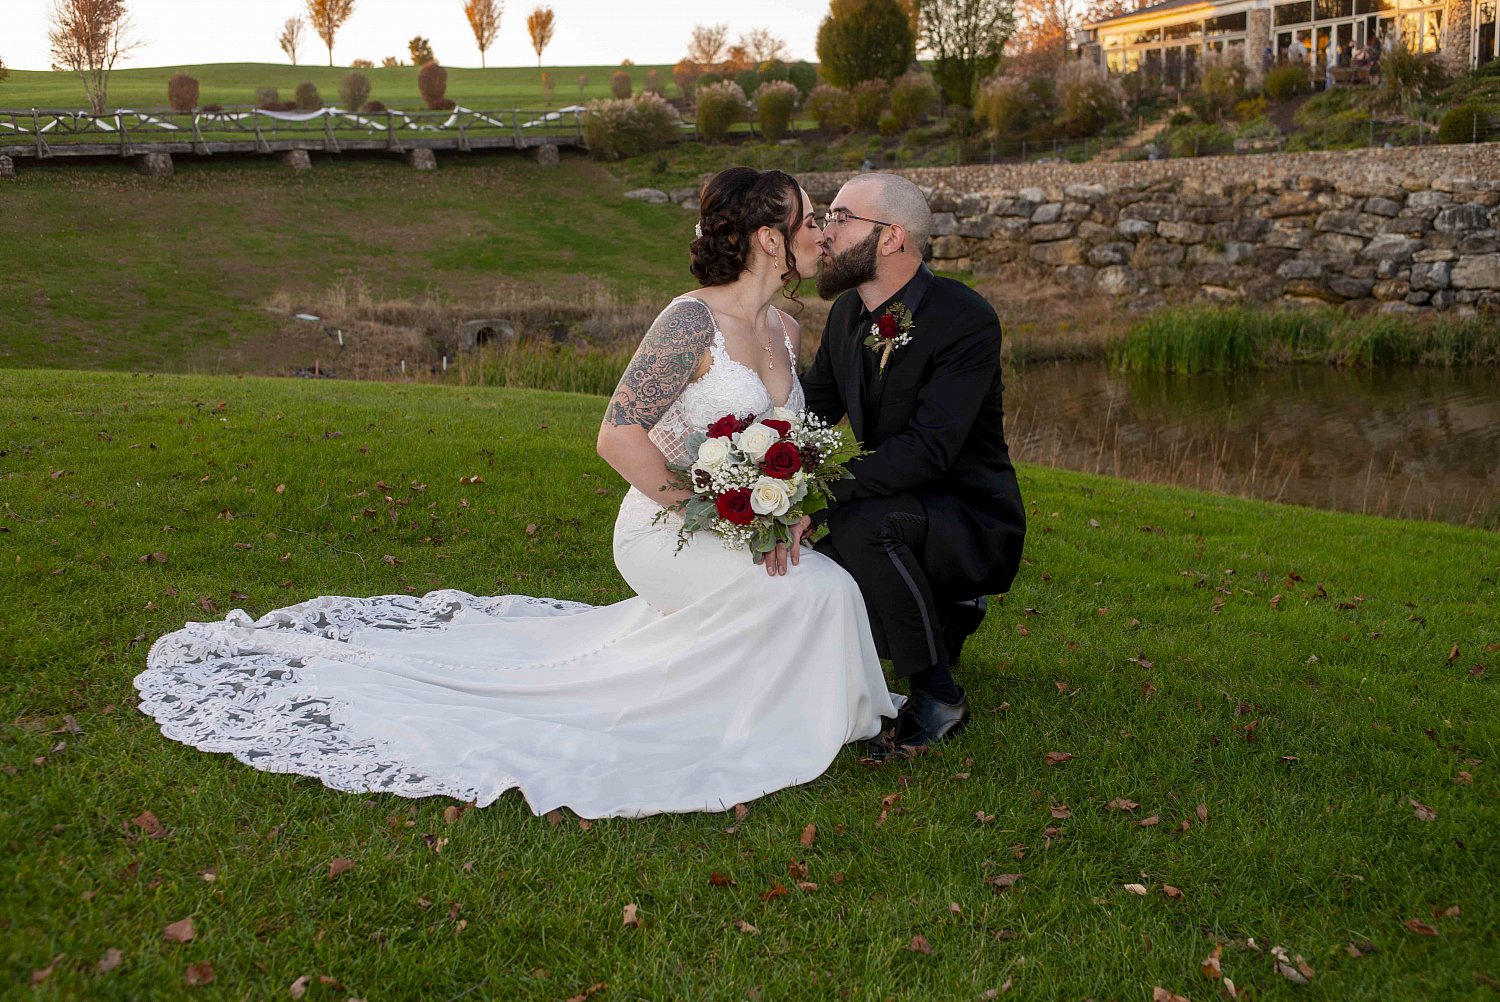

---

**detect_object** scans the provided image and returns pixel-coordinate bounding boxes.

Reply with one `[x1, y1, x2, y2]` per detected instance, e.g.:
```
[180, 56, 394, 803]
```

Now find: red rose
[714, 488, 755, 525]
[762, 419, 792, 439]
[706, 414, 743, 439]
[761, 440, 803, 479]
[876, 314, 899, 340]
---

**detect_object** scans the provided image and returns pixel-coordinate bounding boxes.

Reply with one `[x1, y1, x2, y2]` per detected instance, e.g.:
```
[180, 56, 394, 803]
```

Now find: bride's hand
[762, 516, 814, 577]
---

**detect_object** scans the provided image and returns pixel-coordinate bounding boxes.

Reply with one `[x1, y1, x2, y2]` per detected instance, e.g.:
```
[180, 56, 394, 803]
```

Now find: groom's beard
[816, 228, 882, 300]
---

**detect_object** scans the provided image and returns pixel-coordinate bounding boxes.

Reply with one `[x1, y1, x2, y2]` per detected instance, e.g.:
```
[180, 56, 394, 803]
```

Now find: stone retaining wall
[799, 145, 1500, 312]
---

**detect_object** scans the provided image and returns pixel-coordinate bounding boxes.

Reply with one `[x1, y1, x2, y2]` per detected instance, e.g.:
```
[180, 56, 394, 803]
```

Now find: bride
[137, 167, 896, 819]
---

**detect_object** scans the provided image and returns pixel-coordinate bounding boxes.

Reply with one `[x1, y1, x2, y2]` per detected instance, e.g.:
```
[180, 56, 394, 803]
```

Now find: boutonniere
[862, 302, 915, 375]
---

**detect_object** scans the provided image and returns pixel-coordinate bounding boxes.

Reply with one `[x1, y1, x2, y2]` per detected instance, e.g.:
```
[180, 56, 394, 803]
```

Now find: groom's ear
[884, 223, 907, 256]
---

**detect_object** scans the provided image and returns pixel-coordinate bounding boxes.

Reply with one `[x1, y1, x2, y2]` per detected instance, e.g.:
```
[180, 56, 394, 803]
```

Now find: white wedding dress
[136, 297, 895, 819]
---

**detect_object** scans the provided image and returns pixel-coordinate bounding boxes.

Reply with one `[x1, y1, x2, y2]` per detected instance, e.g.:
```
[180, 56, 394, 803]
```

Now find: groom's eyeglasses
[823, 207, 892, 230]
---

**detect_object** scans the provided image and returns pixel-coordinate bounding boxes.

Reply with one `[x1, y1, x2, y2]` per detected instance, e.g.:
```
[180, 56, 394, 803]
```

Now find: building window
[1276, 2, 1314, 26]
[1479, 0, 1498, 65]
[1208, 11, 1249, 33]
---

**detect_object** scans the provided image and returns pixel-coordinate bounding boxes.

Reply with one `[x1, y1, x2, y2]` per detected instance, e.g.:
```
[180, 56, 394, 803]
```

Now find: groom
[796, 172, 1026, 751]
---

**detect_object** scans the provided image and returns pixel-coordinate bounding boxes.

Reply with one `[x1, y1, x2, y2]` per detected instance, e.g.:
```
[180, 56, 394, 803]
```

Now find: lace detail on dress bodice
[645, 295, 804, 467]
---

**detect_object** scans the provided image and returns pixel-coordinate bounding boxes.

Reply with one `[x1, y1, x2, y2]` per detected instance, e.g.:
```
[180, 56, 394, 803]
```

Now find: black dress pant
[815, 493, 946, 678]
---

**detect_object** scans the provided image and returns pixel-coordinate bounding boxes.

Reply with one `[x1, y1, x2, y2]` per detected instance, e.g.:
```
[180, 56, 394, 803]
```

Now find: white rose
[749, 476, 792, 517]
[770, 406, 799, 424]
[696, 436, 731, 468]
[734, 422, 780, 462]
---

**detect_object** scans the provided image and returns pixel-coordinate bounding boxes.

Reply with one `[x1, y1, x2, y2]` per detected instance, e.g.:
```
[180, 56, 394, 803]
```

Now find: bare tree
[738, 27, 788, 64]
[47, 0, 138, 116]
[464, 0, 503, 68]
[686, 23, 728, 65]
[306, 0, 357, 67]
[920, 0, 1015, 107]
[526, 6, 555, 67]
[278, 16, 306, 66]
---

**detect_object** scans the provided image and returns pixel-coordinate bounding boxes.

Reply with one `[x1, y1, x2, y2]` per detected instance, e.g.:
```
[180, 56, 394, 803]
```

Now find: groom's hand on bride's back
[763, 516, 813, 576]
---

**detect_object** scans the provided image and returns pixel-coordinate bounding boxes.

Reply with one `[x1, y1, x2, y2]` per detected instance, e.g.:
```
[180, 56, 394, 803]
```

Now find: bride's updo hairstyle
[690, 167, 803, 300]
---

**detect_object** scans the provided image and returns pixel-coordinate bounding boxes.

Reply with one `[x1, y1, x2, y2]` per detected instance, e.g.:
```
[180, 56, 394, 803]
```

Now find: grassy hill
[0, 61, 677, 112]
[2, 368, 1496, 998]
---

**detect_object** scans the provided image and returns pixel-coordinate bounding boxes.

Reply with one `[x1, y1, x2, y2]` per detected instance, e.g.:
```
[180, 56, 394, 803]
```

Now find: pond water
[1005, 362, 1500, 529]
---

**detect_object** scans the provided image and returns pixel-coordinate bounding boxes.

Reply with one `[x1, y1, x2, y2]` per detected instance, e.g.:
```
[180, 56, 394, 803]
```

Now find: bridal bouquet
[657, 407, 860, 559]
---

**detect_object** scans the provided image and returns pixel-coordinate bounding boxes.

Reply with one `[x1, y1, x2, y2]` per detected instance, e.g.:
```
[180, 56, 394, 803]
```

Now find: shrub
[673, 59, 704, 101]
[542, 71, 555, 105]
[1436, 103, 1490, 143]
[295, 82, 323, 111]
[610, 70, 632, 99]
[695, 80, 750, 142]
[201, 103, 223, 114]
[1191, 52, 1249, 122]
[409, 36, 435, 66]
[1234, 96, 1268, 120]
[698, 72, 724, 90]
[1169, 109, 1193, 127]
[582, 92, 681, 159]
[735, 68, 762, 96]
[889, 70, 938, 129]
[351, 58, 374, 69]
[255, 87, 281, 109]
[804, 84, 849, 135]
[1262, 64, 1310, 101]
[1167, 122, 1233, 157]
[362, 100, 387, 114]
[167, 73, 199, 112]
[428, 97, 457, 112]
[1055, 59, 1123, 136]
[643, 69, 664, 96]
[975, 75, 1033, 136]
[847, 78, 889, 131]
[381, 56, 401, 69]
[788, 61, 818, 97]
[339, 72, 371, 112]
[1381, 48, 1448, 111]
[753, 80, 799, 141]
[418, 61, 448, 108]
[878, 109, 901, 136]
[758, 59, 788, 83]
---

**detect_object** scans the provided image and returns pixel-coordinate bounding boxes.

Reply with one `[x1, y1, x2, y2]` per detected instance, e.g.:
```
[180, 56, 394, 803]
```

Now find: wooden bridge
[0, 106, 590, 161]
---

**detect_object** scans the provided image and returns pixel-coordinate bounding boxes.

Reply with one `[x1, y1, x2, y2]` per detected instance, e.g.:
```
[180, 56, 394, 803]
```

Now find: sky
[1, 0, 828, 71]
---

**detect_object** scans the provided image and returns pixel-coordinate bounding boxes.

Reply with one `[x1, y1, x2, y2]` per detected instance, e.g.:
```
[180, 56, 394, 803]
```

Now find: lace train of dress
[135, 297, 896, 818]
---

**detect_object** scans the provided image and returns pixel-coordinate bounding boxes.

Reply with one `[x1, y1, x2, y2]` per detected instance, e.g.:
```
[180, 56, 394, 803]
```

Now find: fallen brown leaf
[709, 872, 735, 887]
[1123, 883, 1148, 896]
[96, 947, 123, 973]
[733, 919, 758, 934]
[1404, 918, 1439, 936]
[622, 903, 640, 928]
[1044, 751, 1074, 766]
[183, 962, 214, 986]
[949, 902, 962, 915]
[290, 974, 313, 999]
[1196, 803, 1208, 823]
[1433, 904, 1460, 918]
[163, 917, 195, 942]
[760, 883, 789, 902]
[1139, 815, 1161, 827]
[1162, 884, 1183, 899]
[328, 857, 354, 879]
[908, 934, 933, 955]
[31, 955, 64, 985]
[131, 810, 169, 839]
[795, 881, 819, 892]
[988, 873, 1021, 893]
[1410, 799, 1437, 822]
[1200, 944, 1222, 979]
[1108, 798, 1140, 812]
[564, 982, 607, 1002]
[1271, 945, 1310, 985]
[975, 811, 995, 824]
[1151, 987, 1191, 1002]
[800, 823, 816, 848]
[1049, 804, 1071, 819]
[734, 803, 750, 823]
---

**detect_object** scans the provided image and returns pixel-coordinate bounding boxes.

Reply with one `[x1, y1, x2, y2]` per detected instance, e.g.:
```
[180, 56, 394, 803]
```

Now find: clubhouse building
[1079, 0, 1495, 86]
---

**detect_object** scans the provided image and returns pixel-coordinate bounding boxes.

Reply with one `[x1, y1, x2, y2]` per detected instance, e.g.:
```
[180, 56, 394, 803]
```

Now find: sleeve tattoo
[604, 300, 715, 429]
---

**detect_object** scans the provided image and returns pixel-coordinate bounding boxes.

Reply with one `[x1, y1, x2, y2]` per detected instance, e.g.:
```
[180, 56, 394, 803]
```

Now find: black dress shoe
[887, 685, 971, 750]
[941, 596, 988, 666]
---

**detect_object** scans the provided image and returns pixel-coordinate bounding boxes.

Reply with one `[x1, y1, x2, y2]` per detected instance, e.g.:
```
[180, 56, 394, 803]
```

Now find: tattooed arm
[596, 298, 715, 507]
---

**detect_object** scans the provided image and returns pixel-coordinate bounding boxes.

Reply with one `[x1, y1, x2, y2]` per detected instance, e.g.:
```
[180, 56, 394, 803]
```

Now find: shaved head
[842, 173, 933, 256]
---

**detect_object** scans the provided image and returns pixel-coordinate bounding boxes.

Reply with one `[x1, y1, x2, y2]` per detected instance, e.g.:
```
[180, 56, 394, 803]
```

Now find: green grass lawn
[0, 154, 696, 373]
[0, 62, 677, 113]
[2, 369, 1495, 998]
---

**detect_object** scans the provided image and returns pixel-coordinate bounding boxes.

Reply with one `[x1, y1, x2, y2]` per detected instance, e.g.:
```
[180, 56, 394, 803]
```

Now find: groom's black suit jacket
[802, 264, 1026, 598]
